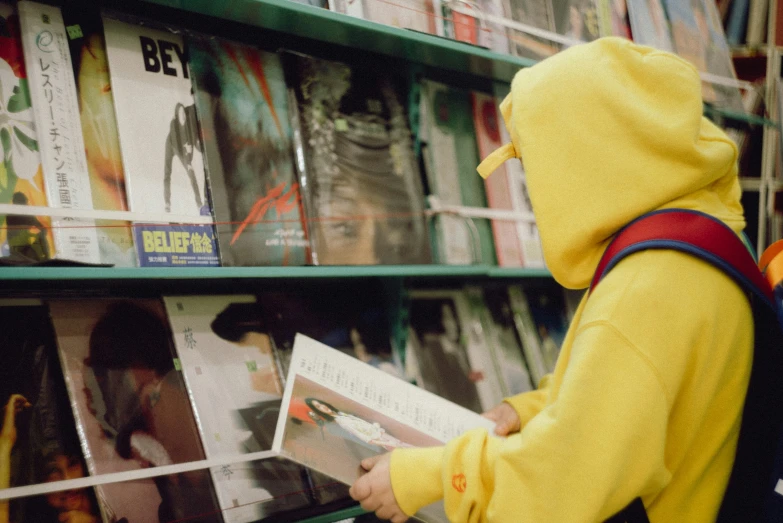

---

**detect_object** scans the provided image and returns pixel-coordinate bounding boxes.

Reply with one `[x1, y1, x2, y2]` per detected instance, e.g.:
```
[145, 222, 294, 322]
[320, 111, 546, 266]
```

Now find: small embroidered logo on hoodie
[452, 474, 466, 493]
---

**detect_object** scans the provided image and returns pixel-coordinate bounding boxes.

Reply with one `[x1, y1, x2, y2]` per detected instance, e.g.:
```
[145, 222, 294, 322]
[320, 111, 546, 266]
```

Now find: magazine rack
[0, 0, 779, 522]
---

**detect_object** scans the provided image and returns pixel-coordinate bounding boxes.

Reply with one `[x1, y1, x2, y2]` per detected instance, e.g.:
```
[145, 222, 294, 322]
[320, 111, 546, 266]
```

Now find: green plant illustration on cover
[0, 4, 51, 262]
[0, 59, 38, 204]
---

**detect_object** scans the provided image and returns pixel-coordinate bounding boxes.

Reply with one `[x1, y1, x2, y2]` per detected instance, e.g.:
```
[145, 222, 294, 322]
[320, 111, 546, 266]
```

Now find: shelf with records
[0, 277, 569, 523]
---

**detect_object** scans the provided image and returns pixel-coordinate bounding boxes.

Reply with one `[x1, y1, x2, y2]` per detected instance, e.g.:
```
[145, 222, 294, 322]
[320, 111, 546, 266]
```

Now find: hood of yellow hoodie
[478, 37, 744, 289]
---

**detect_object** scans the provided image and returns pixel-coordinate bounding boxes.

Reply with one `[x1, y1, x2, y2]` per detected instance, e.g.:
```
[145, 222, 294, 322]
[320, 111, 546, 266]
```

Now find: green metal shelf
[296, 505, 366, 523]
[133, 0, 534, 82]
[0, 265, 552, 281]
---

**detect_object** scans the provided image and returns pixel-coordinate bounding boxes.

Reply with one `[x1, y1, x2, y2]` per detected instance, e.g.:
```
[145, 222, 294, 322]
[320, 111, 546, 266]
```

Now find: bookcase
[0, 1, 775, 523]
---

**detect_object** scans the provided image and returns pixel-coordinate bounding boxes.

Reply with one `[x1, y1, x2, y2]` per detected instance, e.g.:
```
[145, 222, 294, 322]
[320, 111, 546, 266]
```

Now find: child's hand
[482, 401, 520, 436]
[349, 453, 408, 523]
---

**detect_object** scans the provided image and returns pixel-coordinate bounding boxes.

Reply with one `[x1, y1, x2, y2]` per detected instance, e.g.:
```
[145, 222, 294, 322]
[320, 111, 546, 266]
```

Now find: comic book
[189, 37, 308, 267]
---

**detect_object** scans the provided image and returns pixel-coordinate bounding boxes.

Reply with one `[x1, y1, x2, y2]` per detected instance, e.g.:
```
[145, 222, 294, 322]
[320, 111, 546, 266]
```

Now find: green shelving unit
[0, 265, 551, 281]
[297, 505, 367, 523]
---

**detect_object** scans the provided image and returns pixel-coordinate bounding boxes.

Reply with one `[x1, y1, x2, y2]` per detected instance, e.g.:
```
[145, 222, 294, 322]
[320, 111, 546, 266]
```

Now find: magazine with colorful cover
[17, 1, 102, 265]
[50, 299, 224, 523]
[0, 302, 103, 523]
[284, 52, 431, 265]
[62, 6, 136, 267]
[471, 91, 522, 267]
[501, 0, 560, 60]
[189, 37, 308, 267]
[0, 2, 55, 263]
[419, 79, 496, 265]
[406, 290, 503, 412]
[663, 0, 745, 114]
[272, 334, 497, 523]
[102, 15, 219, 267]
[598, 0, 631, 38]
[626, 0, 674, 52]
[493, 83, 544, 268]
[476, 287, 535, 395]
[552, 0, 601, 42]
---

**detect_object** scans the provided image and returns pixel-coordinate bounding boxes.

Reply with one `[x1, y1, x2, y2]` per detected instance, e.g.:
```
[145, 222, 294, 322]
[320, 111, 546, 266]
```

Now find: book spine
[18, 1, 101, 264]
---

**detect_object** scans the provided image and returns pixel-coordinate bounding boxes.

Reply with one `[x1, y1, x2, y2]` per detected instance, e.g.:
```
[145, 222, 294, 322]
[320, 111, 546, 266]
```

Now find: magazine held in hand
[272, 334, 497, 523]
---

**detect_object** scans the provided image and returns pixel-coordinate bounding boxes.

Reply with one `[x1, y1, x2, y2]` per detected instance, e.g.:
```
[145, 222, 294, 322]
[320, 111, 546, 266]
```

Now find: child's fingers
[361, 454, 383, 471]
[349, 475, 372, 501]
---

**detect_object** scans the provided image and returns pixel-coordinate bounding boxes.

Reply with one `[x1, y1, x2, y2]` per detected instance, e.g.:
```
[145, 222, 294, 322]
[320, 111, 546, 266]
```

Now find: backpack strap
[593, 209, 783, 523]
[590, 209, 773, 306]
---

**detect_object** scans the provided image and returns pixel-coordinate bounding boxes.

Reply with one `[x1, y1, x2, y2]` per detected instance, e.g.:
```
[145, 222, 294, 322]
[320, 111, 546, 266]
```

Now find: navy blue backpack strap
[593, 209, 783, 523]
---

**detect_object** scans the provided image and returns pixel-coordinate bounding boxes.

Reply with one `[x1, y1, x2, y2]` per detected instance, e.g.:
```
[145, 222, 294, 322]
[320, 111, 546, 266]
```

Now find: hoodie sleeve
[503, 374, 551, 429]
[390, 322, 672, 522]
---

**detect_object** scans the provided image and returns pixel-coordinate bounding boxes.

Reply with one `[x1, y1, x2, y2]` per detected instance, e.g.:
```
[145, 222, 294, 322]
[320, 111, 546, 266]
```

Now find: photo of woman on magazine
[305, 398, 414, 452]
[280, 376, 439, 484]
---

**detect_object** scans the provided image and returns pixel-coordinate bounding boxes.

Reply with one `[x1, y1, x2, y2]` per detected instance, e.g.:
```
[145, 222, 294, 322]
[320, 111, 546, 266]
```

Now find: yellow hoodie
[389, 37, 753, 522]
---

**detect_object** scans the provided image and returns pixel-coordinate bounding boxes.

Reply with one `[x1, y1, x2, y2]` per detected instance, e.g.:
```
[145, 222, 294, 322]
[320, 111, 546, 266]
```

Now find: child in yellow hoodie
[349, 37, 754, 522]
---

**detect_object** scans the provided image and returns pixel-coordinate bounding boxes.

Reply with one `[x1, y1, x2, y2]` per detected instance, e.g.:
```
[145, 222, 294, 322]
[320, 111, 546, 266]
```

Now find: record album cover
[502, 0, 560, 60]
[102, 15, 218, 267]
[0, 2, 54, 264]
[189, 37, 307, 267]
[285, 52, 431, 266]
[50, 299, 223, 523]
[64, 6, 136, 267]
[0, 303, 102, 523]
[419, 79, 495, 265]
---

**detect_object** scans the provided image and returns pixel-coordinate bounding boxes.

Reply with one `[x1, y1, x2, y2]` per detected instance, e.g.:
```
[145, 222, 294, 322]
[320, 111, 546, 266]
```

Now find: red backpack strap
[590, 209, 774, 307]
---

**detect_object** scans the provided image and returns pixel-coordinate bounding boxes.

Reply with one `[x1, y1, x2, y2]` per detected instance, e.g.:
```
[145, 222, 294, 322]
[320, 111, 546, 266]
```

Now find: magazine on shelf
[272, 333, 497, 523]
[62, 5, 136, 267]
[626, 0, 674, 52]
[405, 289, 503, 412]
[17, 1, 102, 264]
[0, 2, 55, 263]
[525, 284, 569, 373]
[663, 0, 745, 114]
[189, 36, 308, 267]
[471, 91, 523, 267]
[501, 0, 560, 60]
[552, 0, 601, 42]
[493, 83, 544, 268]
[102, 14, 219, 267]
[284, 51, 431, 266]
[598, 0, 631, 38]
[362, 0, 437, 34]
[474, 286, 535, 395]
[419, 79, 495, 265]
[163, 294, 352, 522]
[507, 285, 549, 384]
[49, 299, 224, 523]
[0, 302, 103, 523]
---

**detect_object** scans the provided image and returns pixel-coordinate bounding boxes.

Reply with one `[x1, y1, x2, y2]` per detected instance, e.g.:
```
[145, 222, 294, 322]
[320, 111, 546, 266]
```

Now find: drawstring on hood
[478, 37, 744, 289]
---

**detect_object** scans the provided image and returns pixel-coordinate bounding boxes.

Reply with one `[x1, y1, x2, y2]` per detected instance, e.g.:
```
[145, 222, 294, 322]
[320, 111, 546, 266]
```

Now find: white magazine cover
[406, 289, 505, 412]
[272, 334, 497, 523]
[163, 295, 324, 522]
[493, 83, 544, 268]
[17, 1, 101, 264]
[626, 0, 674, 52]
[102, 16, 206, 217]
[102, 14, 218, 267]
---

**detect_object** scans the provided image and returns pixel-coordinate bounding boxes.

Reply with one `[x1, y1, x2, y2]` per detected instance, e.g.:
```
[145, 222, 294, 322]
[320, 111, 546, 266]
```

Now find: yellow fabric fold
[476, 142, 516, 179]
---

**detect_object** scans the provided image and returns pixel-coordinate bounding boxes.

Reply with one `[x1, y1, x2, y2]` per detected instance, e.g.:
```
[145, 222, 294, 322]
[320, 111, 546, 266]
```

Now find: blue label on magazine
[134, 224, 220, 267]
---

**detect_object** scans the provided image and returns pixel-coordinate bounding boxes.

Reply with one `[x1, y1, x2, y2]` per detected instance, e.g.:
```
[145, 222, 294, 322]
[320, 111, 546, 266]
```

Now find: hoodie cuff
[390, 446, 446, 517]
